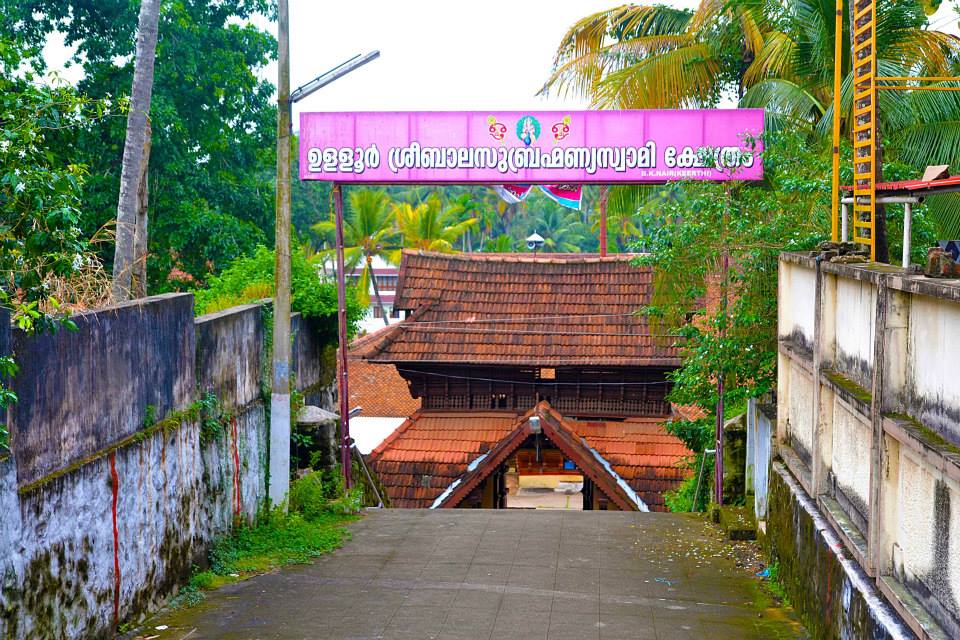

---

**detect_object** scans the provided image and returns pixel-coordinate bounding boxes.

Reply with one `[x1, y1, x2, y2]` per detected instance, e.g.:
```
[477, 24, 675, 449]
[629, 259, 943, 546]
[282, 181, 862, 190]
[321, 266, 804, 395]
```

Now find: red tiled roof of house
[347, 359, 420, 418]
[367, 403, 691, 511]
[345, 327, 421, 418]
[357, 251, 682, 367]
[672, 404, 708, 422]
[368, 412, 519, 508]
[575, 417, 692, 511]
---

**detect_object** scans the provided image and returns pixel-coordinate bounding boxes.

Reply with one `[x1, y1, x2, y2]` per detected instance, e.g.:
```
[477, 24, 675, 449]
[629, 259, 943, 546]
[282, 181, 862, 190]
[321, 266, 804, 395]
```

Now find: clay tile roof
[368, 411, 519, 509]
[671, 404, 707, 422]
[347, 359, 420, 418]
[345, 326, 421, 418]
[571, 416, 693, 511]
[367, 404, 691, 511]
[360, 251, 682, 367]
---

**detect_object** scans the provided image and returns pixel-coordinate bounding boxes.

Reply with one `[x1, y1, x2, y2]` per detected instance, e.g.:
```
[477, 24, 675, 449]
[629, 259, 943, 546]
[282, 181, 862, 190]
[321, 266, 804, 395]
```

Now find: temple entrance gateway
[297, 109, 764, 501]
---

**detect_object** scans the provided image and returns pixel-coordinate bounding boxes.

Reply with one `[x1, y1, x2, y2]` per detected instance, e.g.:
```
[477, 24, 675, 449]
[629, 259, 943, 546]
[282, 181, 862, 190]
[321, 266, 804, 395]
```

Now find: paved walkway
[145, 510, 806, 640]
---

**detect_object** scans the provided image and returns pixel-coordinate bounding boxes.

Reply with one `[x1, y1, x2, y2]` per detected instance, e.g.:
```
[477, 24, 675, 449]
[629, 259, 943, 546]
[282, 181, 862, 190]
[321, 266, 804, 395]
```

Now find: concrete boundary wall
[0, 295, 335, 640]
[764, 462, 913, 640]
[776, 253, 960, 639]
[9, 294, 196, 488]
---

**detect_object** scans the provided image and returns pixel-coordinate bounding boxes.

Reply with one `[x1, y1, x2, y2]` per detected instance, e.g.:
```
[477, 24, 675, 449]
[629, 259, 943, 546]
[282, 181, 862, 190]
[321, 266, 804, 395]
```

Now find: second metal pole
[333, 184, 352, 490]
[902, 202, 912, 268]
[599, 185, 608, 257]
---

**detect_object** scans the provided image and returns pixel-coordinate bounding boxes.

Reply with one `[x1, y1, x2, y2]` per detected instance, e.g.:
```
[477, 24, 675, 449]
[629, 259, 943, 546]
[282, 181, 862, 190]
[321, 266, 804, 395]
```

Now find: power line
[398, 326, 680, 338]
[395, 368, 672, 387]
[391, 312, 643, 327]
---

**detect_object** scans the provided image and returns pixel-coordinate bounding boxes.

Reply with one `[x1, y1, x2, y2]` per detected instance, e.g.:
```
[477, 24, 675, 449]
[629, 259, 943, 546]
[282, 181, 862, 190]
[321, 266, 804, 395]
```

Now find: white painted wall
[895, 449, 960, 619]
[833, 277, 876, 385]
[777, 256, 960, 635]
[351, 417, 405, 454]
[830, 398, 872, 514]
[787, 360, 814, 463]
[907, 295, 960, 442]
[778, 261, 817, 346]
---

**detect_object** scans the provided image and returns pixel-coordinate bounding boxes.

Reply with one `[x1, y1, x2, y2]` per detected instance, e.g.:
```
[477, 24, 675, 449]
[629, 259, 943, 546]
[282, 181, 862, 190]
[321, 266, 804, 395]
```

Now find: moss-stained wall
[0, 297, 333, 639]
[9, 294, 196, 488]
[763, 462, 913, 640]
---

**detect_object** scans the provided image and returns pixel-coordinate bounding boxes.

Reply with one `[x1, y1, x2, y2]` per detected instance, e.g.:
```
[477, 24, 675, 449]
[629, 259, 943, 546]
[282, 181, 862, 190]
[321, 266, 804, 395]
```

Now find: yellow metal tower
[832, 1, 960, 261]
[851, 0, 878, 260]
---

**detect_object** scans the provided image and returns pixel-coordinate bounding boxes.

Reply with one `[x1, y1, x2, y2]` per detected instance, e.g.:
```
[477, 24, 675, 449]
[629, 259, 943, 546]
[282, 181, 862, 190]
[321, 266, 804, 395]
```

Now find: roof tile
[358, 251, 683, 367]
[368, 408, 691, 511]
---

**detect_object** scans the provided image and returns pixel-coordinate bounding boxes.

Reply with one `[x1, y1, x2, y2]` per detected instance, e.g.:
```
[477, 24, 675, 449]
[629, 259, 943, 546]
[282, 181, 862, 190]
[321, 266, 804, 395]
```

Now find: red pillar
[599, 185, 608, 257]
[333, 184, 352, 490]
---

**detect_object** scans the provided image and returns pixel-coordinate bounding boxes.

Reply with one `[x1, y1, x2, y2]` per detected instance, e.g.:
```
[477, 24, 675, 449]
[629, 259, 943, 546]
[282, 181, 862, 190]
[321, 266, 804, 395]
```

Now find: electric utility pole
[270, 0, 292, 508]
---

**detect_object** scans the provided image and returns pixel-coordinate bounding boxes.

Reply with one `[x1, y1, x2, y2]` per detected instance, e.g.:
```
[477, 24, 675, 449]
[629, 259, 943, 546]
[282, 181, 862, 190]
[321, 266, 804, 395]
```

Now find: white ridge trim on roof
[429, 453, 488, 509]
[582, 438, 649, 512]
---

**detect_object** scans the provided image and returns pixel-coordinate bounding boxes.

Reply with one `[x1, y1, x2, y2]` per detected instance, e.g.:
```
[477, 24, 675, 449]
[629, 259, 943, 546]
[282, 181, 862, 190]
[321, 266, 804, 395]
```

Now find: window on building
[376, 275, 398, 290]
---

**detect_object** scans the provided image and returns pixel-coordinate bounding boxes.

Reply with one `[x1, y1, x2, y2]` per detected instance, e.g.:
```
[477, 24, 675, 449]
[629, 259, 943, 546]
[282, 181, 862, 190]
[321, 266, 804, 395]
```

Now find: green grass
[765, 560, 791, 606]
[171, 471, 361, 609]
[210, 510, 356, 574]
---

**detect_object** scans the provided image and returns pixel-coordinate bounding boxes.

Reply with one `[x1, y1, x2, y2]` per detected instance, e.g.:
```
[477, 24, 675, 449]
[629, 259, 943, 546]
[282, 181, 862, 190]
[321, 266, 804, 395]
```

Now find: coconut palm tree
[541, 2, 767, 109]
[738, 0, 960, 237]
[311, 189, 398, 324]
[112, 0, 160, 300]
[483, 234, 516, 252]
[389, 195, 477, 262]
[545, 0, 960, 244]
[523, 207, 592, 253]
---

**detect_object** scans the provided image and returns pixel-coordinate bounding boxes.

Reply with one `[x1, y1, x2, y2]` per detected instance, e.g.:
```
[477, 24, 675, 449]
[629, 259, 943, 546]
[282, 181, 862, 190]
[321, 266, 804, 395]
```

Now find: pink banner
[298, 110, 763, 184]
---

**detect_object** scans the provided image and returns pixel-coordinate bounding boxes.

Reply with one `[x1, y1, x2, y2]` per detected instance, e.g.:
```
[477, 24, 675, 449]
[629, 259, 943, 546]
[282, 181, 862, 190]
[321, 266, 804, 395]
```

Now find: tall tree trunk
[112, 0, 161, 301]
[132, 121, 152, 298]
[368, 255, 389, 325]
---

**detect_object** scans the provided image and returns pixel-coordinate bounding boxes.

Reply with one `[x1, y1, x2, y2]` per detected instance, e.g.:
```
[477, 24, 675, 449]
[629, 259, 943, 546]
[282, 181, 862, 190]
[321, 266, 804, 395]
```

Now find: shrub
[192, 243, 363, 339]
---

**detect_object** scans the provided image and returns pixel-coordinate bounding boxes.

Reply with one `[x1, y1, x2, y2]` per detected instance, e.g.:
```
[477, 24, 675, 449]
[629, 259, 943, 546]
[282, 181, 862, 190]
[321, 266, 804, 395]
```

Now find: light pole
[270, 0, 379, 506]
[269, 0, 292, 509]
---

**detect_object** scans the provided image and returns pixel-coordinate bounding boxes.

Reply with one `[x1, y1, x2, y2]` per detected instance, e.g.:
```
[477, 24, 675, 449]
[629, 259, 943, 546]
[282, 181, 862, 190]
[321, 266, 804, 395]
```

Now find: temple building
[353, 251, 692, 511]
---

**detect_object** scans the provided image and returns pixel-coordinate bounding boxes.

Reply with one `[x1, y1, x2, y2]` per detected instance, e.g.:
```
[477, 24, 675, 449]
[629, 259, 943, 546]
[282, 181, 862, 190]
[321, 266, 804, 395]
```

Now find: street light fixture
[290, 52, 381, 104]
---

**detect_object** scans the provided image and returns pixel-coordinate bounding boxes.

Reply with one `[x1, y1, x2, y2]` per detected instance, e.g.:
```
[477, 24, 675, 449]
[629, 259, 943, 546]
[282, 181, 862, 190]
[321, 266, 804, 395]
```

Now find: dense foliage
[637, 131, 935, 510]
[0, 36, 110, 449]
[545, 0, 960, 238]
[2, 0, 278, 289]
[192, 243, 364, 340]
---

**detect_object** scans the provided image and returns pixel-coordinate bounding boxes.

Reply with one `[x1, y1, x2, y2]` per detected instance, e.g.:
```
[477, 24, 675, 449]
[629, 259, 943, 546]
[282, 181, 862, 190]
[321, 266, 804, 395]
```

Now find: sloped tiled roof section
[573, 417, 693, 511]
[347, 358, 420, 418]
[367, 412, 519, 508]
[360, 251, 682, 367]
[367, 406, 691, 510]
[434, 403, 642, 511]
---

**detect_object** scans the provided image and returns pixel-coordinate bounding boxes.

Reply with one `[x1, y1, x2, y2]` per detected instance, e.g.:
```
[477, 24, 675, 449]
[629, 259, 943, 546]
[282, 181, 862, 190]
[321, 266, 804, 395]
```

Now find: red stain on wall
[109, 451, 121, 626]
[231, 417, 241, 517]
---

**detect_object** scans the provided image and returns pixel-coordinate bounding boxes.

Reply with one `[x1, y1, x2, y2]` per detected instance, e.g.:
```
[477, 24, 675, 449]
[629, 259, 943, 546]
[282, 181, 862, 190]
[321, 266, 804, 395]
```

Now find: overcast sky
[281, 0, 701, 117]
[45, 0, 959, 120]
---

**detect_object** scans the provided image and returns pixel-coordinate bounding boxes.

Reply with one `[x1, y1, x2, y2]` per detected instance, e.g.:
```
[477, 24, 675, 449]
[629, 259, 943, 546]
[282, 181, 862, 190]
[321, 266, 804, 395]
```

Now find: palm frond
[923, 195, 960, 239]
[887, 29, 960, 76]
[542, 4, 692, 99]
[743, 31, 797, 87]
[740, 78, 823, 131]
[593, 43, 722, 108]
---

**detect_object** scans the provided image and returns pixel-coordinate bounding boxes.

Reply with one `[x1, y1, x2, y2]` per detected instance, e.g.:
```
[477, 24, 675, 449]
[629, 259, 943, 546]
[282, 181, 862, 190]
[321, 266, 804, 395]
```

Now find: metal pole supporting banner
[333, 184, 352, 490]
[599, 185, 608, 257]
